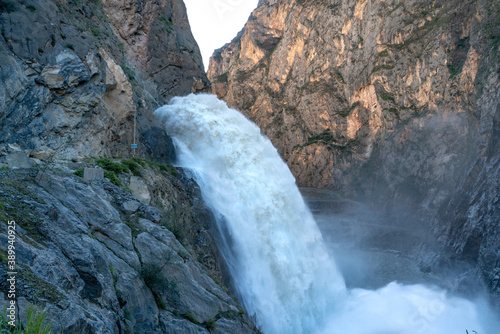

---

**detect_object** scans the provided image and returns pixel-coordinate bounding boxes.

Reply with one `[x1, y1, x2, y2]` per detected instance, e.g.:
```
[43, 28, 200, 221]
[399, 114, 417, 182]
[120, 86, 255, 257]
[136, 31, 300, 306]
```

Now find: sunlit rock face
[209, 0, 500, 304]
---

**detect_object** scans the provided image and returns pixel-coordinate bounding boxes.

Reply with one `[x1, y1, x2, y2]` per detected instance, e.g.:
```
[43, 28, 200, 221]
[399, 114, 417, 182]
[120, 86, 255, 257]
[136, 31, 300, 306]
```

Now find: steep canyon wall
[208, 0, 500, 303]
[0, 1, 258, 332]
[0, 0, 209, 163]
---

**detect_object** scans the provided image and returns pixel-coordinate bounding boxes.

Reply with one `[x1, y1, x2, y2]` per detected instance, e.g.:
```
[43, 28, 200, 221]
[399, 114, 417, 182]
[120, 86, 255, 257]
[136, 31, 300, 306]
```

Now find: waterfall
[155, 94, 496, 334]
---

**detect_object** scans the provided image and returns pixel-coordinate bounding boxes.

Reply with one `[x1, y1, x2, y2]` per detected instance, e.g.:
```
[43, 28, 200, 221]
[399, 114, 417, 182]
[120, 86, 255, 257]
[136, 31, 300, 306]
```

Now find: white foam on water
[155, 94, 498, 334]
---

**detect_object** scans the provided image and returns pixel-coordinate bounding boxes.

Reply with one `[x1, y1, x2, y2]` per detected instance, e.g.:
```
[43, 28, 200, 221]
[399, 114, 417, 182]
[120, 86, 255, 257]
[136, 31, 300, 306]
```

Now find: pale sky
[183, 0, 260, 70]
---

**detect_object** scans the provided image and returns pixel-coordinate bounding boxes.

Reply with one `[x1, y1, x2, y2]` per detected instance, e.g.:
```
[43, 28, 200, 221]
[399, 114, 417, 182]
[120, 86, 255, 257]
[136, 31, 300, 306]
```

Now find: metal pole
[133, 109, 137, 157]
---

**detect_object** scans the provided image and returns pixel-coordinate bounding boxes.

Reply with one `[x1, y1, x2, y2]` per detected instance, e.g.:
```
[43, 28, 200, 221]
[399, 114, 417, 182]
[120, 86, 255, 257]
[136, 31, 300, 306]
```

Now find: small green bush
[116, 42, 125, 54]
[26, 4, 36, 11]
[372, 64, 395, 74]
[163, 222, 185, 243]
[74, 168, 84, 177]
[90, 26, 100, 37]
[23, 305, 51, 334]
[143, 159, 178, 176]
[121, 159, 141, 176]
[213, 72, 228, 83]
[335, 70, 345, 84]
[447, 63, 463, 78]
[104, 170, 122, 186]
[158, 163, 177, 176]
[378, 50, 388, 57]
[304, 130, 335, 146]
[96, 157, 128, 174]
[140, 263, 163, 289]
[379, 91, 395, 103]
[154, 294, 166, 310]
[204, 318, 217, 330]
[94, 157, 177, 182]
[140, 259, 174, 289]
[183, 312, 199, 325]
[131, 157, 146, 167]
[159, 16, 174, 33]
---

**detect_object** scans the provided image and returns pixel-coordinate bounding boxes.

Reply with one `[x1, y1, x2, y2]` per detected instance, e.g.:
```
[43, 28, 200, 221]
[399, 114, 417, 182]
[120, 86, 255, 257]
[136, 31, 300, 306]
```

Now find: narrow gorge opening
[183, 0, 260, 69]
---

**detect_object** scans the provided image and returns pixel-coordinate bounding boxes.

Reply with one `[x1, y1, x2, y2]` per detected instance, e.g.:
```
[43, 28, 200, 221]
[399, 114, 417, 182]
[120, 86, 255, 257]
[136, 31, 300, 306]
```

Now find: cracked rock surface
[0, 167, 258, 333]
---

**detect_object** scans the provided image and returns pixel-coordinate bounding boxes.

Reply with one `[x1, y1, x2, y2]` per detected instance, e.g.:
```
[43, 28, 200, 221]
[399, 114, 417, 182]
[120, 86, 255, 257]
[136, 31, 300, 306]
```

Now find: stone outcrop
[0, 0, 259, 331]
[0, 0, 209, 164]
[208, 0, 500, 303]
[0, 166, 258, 333]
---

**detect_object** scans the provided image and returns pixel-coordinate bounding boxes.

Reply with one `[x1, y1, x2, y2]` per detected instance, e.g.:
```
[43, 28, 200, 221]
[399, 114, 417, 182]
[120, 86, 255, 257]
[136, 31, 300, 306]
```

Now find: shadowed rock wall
[0, 0, 209, 163]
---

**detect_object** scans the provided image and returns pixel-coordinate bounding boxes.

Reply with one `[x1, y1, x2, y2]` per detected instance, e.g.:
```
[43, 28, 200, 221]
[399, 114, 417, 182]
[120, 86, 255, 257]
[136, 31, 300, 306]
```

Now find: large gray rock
[129, 176, 151, 204]
[0, 0, 208, 163]
[122, 200, 141, 214]
[37, 49, 91, 90]
[0, 151, 35, 169]
[0, 168, 258, 333]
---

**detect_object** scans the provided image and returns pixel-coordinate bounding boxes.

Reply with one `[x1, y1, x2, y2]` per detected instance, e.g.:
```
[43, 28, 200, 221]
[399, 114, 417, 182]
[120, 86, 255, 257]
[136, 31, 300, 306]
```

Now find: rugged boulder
[0, 166, 258, 333]
[0, 0, 209, 164]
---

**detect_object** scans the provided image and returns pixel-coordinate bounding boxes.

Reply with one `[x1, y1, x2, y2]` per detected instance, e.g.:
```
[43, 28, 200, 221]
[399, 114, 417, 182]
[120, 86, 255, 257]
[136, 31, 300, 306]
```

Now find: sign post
[132, 107, 137, 157]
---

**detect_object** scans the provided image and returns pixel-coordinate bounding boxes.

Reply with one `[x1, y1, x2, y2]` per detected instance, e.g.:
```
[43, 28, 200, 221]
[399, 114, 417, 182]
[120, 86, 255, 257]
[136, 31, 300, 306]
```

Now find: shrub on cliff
[0, 0, 18, 13]
[96, 157, 129, 174]
[0, 304, 51, 334]
[104, 170, 122, 186]
[121, 159, 141, 176]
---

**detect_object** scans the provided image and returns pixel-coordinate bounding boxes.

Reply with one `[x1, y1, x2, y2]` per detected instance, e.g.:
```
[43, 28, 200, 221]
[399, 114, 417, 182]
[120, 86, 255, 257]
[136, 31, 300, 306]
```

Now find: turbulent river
[155, 94, 498, 334]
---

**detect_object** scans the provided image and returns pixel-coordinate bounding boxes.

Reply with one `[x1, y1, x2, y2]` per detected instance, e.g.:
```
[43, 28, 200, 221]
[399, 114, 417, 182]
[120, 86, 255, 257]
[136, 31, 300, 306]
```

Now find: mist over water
[155, 94, 498, 334]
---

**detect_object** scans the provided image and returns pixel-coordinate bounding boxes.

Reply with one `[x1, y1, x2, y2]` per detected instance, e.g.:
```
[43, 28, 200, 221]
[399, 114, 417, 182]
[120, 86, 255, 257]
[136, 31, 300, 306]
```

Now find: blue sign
[131, 144, 138, 148]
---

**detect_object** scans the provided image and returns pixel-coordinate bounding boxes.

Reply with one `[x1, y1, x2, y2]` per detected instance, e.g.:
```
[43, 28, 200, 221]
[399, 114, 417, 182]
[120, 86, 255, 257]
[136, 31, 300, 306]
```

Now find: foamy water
[155, 94, 497, 334]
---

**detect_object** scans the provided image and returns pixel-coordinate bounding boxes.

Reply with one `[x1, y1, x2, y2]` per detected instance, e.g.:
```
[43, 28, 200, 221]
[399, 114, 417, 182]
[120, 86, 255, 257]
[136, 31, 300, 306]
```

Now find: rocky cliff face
[0, 166, 257, 333]
[209, 0, 499, 303]
[0, 0, 209, 164]
[0, 0, 260, 332]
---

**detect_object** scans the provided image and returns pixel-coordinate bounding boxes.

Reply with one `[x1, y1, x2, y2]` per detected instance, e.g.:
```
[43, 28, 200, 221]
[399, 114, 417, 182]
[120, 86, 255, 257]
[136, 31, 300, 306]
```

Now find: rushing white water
[155, 94, 497, 334]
